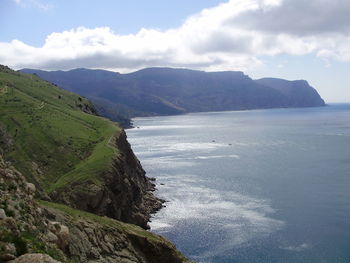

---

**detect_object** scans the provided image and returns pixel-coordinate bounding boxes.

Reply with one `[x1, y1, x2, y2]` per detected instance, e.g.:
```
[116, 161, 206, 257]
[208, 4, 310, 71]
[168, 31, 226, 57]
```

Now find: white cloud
[12, 0, 53, 11]
[31, 0, 52, 11]
[2, 0, 350, 72]
[228, 0, 350, 36]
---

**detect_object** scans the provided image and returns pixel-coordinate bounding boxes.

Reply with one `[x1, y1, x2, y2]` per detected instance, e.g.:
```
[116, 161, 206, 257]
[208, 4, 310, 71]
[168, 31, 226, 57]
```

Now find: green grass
[0, 230, 67, 262]
[0, 66, 120, 192]
[38, 200, 165, 243]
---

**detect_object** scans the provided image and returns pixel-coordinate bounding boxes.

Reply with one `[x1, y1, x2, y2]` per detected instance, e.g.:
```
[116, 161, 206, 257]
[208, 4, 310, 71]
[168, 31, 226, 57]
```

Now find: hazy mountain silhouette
[21, 67, 325, 126]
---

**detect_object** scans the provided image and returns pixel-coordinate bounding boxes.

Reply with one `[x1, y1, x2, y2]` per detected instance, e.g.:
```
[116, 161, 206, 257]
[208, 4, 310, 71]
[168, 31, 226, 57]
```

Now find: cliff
[254, 78, 326, 107]
[0, 65, 191, 262]
[0, 155, 191, 263]
[0, 65, 163, 229]
[50, 130, 164, 229]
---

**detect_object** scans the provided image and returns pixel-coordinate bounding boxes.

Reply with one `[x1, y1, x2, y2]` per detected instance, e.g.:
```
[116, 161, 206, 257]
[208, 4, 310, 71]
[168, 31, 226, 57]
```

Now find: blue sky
[1, 0, 349, 102]
[0, 0, 224, 46]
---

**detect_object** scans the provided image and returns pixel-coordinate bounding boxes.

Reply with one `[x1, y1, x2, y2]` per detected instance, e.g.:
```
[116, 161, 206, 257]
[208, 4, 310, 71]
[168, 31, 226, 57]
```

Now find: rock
[1, 253, 16, 261]
[58, 224, 69, 237]
[57, 224, 70, 249]
[46, 221, 70, 249]
[9, 253, 61, 263]
[6, 204, 17, 218]
[3, 217, 17, 231]
[88, 247, 100, 259]
[25, 183, 36, 194]
[46, 231, 59, 243]
[48, 221, 59, 232]
[4, 243, 16, 255]
[4, 169, 15, 179]
[0, 208, 7, 219]
[37, 207, 42, 215]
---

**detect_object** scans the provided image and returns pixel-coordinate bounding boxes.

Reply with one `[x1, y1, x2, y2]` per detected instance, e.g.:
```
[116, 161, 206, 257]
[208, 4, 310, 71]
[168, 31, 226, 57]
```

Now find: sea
[126, 104, 350, 263]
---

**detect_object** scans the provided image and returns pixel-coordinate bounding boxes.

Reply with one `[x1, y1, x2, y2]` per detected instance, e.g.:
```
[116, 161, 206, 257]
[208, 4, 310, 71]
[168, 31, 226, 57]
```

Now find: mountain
[0, 65, 190, 262]
[20, 68, 326, 126]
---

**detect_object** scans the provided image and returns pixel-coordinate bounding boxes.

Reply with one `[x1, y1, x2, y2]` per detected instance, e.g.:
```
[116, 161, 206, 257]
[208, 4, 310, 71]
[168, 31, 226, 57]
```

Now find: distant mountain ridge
[20, 67, 326, 126]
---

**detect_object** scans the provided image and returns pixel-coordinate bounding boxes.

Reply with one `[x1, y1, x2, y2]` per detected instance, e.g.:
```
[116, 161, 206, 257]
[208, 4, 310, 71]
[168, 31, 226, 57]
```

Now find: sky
[0, 0, 349, 102]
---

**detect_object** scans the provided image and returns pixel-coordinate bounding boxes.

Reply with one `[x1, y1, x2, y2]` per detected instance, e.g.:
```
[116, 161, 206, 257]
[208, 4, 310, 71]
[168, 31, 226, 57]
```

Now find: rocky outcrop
[50, 130, 164, 229]
[40, 202, 190, 263]
[0, 155, 67, 262]
[9, 254, 60, 263]
[0, 154, 191, 263]
[0, 125, 13, 154]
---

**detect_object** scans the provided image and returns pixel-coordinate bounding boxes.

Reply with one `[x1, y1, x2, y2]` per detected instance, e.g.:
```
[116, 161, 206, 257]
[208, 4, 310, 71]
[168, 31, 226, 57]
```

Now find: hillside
[0, 155, 191, 263]
[0, 65, 191, 262]
[0, 65, 163, 228]
[20, 67, 326, 126]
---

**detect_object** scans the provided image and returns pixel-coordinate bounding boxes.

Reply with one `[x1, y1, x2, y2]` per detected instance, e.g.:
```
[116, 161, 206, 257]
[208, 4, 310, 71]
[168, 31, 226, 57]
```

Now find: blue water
[126, 104, 350, 263]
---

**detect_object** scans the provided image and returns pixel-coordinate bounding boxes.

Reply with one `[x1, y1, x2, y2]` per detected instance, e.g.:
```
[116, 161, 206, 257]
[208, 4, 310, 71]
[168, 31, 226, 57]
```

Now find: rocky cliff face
[41, 202, 189, 263]
[0, 154, 191, 263]
[254, 78, 325, 107]
[0, 155, 67, 262]
[50, 130, 164, 229]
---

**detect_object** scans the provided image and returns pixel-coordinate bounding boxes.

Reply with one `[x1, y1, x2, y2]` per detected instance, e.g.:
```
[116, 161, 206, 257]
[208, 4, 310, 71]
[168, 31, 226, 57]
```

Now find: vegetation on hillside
[0, 154, 190, 263]
[0, 65, 120, 193]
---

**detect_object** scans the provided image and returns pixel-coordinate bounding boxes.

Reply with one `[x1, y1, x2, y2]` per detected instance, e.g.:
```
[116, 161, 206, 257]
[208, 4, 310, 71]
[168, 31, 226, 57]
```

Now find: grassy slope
[39, 200, 191, 263]
[38, 200, 164, 243]
[0, 66, 120, 192]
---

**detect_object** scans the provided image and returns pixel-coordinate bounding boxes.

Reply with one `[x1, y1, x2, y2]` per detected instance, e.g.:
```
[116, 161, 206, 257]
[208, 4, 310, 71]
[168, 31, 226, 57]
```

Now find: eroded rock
[0, 208, 6, 219]
[25, 183, 36, 194]
[9, 253, 61, 263]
